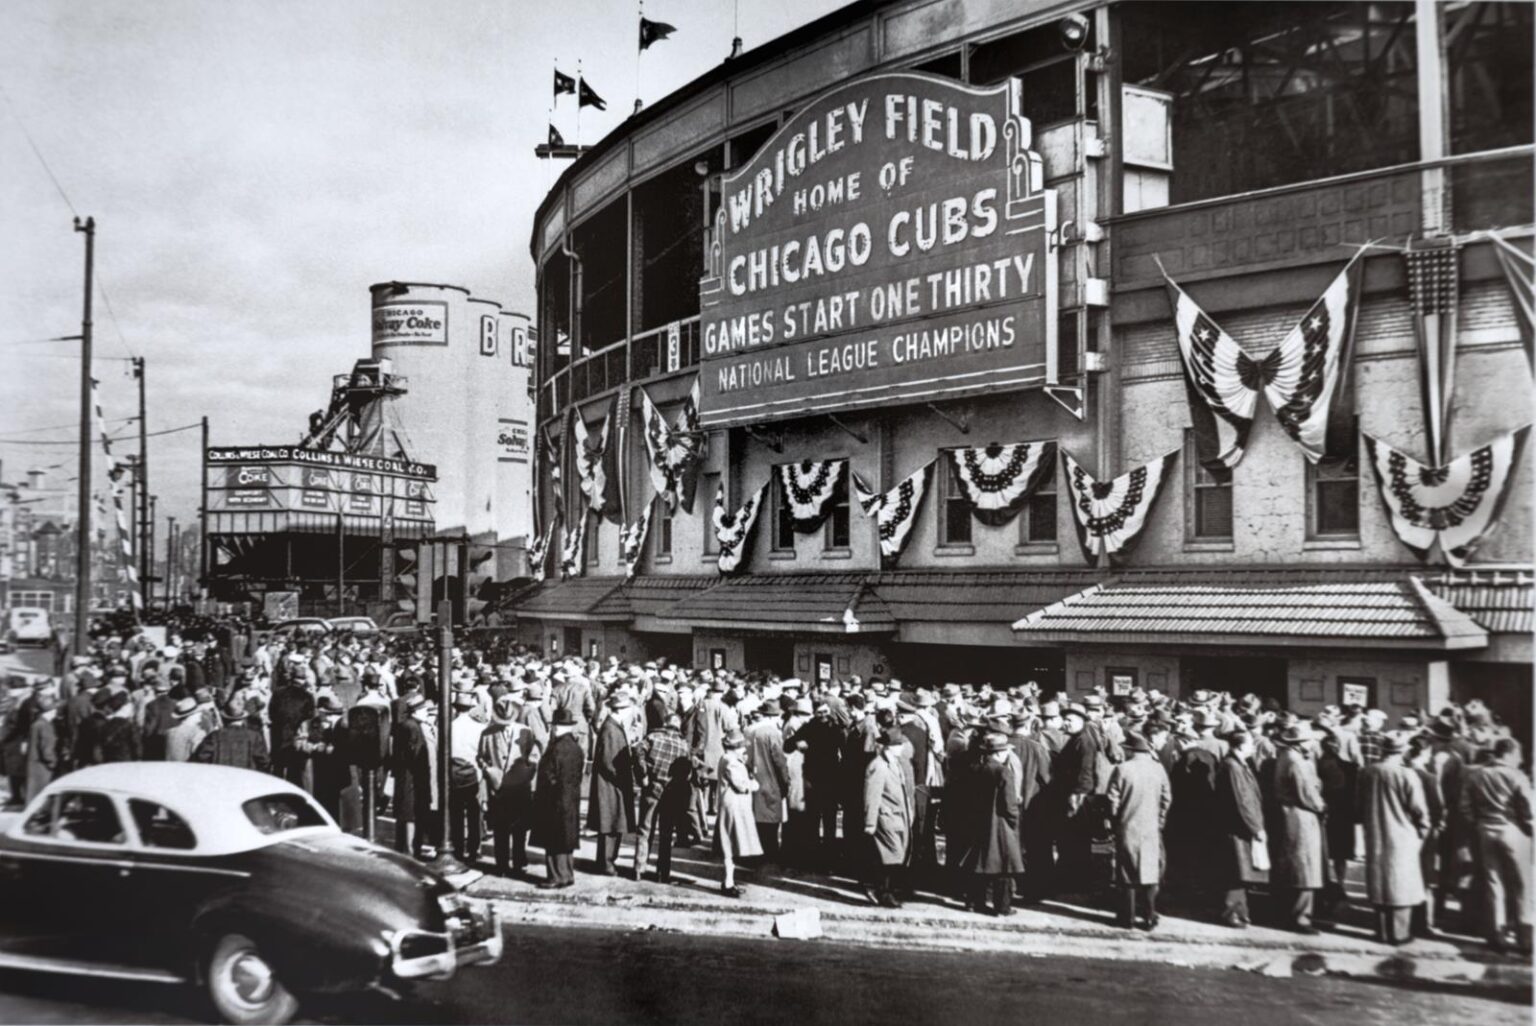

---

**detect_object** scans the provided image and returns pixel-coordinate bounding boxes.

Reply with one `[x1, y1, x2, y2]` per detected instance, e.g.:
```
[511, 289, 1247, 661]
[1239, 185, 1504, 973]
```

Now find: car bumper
[388, 901, 503, 981]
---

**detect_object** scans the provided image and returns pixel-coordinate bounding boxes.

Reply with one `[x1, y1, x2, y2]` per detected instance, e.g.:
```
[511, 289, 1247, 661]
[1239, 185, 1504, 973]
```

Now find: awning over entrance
[1420, 567, 1534, 634]
[654, 573, 896, 635]
[513, 577, 629, 623]
[1012, 569, 1489, 650]
[873, 570, 1098, 644]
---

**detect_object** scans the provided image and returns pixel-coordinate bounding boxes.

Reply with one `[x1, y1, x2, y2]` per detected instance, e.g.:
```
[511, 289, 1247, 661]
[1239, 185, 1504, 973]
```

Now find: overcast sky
[1, 0, 844, 530]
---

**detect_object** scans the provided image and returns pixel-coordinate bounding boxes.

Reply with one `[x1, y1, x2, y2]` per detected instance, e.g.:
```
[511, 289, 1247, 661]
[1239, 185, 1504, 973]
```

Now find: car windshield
[242, 793, 328, 835]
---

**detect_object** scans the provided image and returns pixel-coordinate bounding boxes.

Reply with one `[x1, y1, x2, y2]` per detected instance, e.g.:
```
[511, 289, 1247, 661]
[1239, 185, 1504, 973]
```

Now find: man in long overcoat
[861, 727, 913, 908]
[746, 700, 790, 861]
[1214, 730, 1267, 927]
[958, 732, 1023, 916]
[1053, 704, 1104, 891]
[535, 709, 585, 888]
[1270, 724, 1329, 933]
[1357, 734, 1431, 944]
[479, 695, 537, 877]
[1009, 714, 1053, 902]
[1106, 732, 1172, 930]
[389, 694, 437, 857]
[25, 690, 59, 804]
[588, 696, 636, 875]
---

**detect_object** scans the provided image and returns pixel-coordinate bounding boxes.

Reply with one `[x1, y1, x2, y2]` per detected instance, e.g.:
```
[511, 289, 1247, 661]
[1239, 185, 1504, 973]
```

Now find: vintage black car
[0, 763, 501, 1023]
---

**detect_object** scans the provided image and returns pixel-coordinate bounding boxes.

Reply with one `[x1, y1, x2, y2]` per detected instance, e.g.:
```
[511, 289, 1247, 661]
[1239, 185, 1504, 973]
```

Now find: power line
[0, 79, 80, 218]
[0, 421, 200, 446]
[0, 416, 136, 435]
[0, 336, 81, 347]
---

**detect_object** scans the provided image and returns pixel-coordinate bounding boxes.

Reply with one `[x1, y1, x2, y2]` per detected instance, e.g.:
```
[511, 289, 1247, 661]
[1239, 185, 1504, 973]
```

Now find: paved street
[0, 646, 57, 680]
[0, 923, 1526, 1026]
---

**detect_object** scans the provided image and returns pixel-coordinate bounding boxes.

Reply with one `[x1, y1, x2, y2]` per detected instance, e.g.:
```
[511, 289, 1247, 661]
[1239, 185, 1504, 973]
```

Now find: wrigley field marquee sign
[698, 72, 1058, 427]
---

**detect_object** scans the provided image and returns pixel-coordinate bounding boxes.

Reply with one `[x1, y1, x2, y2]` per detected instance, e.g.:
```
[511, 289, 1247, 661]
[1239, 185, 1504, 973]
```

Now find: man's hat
[1064, 703, 1088, 720]
[1082, 693, 1105, 710]
[317, 694, 343, 714]
[1427, 717, 1458, 740]
[1041, 701, 1062, 718]
[452, 690, 478, 711]
[91, 689, 116, 710]
[404, 693, 428, 712]
[1191, 689, 1215, 705]
[608, 690, 635, 709]
[492, 695, 518, 725]
[1382, 733, 1409, 756]
[793, 698, 814, 715]
[172, 697, 198, 718]
[1193, 709, 1220, 730]
[221, 697, 249, 721]
[941, 684, 961, 698]
[722, 729, 747, 749]
[878, 726, 904, 747]
[1124, 731, 1153, 754]
[1277, 723, 1314, 746]
[553, 708, 579, 726]
[759, 698, 782, 717]
[982, 731, 1011, 753]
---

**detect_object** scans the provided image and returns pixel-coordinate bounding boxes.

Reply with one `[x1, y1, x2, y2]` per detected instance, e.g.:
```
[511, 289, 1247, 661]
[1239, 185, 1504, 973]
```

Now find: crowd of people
[2, 612, 1530, 956]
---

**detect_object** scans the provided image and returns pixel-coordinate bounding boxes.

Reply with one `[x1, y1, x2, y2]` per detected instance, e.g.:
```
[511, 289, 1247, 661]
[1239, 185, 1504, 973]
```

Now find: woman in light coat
[715, 730, 762, 897]
[1357, 734, 1430, 945]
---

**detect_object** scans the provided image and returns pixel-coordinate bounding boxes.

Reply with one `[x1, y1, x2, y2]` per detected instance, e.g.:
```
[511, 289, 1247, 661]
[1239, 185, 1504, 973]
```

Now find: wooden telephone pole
[73, 217, 94, 655]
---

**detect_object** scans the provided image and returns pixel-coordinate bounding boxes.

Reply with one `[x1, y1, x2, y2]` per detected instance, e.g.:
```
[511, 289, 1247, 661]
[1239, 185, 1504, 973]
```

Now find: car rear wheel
[206, 933, 300, 1025]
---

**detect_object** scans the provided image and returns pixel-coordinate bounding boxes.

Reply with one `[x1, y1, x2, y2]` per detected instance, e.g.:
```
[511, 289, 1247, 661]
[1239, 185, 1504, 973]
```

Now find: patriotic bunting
[620, 503, 654, 579]
[852, 461, 934, 565]
[571, 400, 620, 521]
[778, 459, 845, 529]
[559, 515, 587, 578]
[1063, 449, 1179, 564]
[948, 442, 1055, 527]
[637, 380, 705, 511]
[1161, 254, 1362, 474]
[528, 518, 559, 583]
[1363, 427, 1529, 568]
[712, 481, 768, 575]
[539, 425, 564, 523]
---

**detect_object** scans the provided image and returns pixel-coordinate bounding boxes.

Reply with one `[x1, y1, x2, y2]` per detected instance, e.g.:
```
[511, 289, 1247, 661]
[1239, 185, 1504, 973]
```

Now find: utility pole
[199, 416, 209, 595]
[134, 357, 149, 609]
[428, 596, 464, 874]
[166, 515, 177, 607]
[73, 216, 94, 655]
[148, 494, 157, 608]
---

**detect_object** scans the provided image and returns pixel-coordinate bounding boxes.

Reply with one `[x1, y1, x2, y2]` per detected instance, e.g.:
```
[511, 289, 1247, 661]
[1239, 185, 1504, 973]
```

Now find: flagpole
[576, 58, 583, 146]
[636, 0, 643, 111]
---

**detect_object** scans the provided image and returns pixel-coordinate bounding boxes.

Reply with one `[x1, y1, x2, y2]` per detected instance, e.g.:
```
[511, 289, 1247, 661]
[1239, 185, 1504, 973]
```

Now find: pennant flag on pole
[639, 16, 676, 50]
[578, 78, 607, 111]
[852, 462, 934, 566]
[1363, 426, 1529, 568]
[548, 124, 565, 147]
[1062, 449, 1179, 565]
[554, 69, 576, 97]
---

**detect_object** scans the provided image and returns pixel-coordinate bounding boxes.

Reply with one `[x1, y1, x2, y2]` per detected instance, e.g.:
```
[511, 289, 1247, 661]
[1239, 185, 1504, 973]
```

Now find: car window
[242, 793, 327, 835]
[129, 799, 197, 850]
[53, 792, 126, 845]
[22, 796, 56, 836]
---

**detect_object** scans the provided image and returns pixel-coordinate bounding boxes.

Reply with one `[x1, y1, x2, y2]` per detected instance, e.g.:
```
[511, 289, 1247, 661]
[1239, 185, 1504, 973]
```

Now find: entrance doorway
[1180, 655, 1289, 707]
[886, 644, 1064, 691]
[742, 636, 795, 678]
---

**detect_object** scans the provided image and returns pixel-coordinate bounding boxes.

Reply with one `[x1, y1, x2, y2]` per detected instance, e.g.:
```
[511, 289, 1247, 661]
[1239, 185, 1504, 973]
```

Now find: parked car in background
[0, 764, 501, 1024]
[5, 607, 53, 648]
[381, 611, 427, 638]
[326, 615, 379, 636]
[265, 618, 332, 641]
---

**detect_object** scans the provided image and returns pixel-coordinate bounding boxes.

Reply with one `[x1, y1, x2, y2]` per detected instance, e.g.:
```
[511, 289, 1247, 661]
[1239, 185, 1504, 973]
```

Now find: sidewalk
[457, 830, 1532, 993]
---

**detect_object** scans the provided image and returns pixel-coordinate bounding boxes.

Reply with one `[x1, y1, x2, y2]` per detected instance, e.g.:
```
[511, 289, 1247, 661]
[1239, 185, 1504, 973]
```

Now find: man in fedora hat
[588, 693, 636, 875]
[955, 730, 1023, 915]
[24, 688, 59, 804]
[390, 693, 438, 858]
[634, 710, 693, 883]
[1107, 731, 1172, 930]
[862, 726, 914, 908]
[479, 694, 538, 878]
[1214, 729, 1267, 928]
[1270, 722, 1329, 933]
[745, 697, 790, 863]
[297, 694, 352, 820]
[449, 690, 487, 863]
[1461, 738, 1533, 953]
[534, 708, 585, 888]
[1358, 733, 1431, 945]
[165, 695, 209, 763]
[1054, 702, 1104, 891]
[690, 677, 739, 819]
[192, 696, 271, 773]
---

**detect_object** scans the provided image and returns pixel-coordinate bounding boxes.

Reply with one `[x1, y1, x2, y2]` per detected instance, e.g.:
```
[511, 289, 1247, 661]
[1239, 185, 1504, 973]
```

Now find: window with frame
[51, 792, 126, 845]
[585, 511, 600, 565]
[129, 799, 197, 850]
[824, 474, 851, 551]
[1021, 456, 1058, 544]
[1186, 431, 1233, 540]
[1308, 446, 1360, 538]
[969, 20, 1092, 125]
[656, 495, 674, 557]
[938, 453, 972, 547]
[771, 474, 796, 552]
[700, 472, 719, 556]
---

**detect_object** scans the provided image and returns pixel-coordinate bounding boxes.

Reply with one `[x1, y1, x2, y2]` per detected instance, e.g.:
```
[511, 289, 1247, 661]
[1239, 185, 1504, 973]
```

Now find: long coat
[587, 717, 635, 834]
[1270, 746, 1328, 890]
[25, 715, 58, 803]
[533, 732, 584, 854]
[1357, 758, 1430, 907]
[1106, 753, 1172, 886]
[862, 753, 913, 866]
[746, 719, 790, 824]
[479, 721, 536, 831]
[389, 718, 434, 824]
[957, 756, 1023, 875]
[715, 754, 763, 859]
[1214, 754, 1267, 886]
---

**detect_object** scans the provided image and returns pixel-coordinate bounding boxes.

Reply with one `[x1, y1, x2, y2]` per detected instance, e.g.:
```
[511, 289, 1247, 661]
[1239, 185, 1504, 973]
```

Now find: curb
[476, 887, 1533, 992]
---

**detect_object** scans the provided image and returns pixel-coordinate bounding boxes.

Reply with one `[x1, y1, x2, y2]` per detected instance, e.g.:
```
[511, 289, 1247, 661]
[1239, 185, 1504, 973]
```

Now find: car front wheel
[206, 933, 300, 1026]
